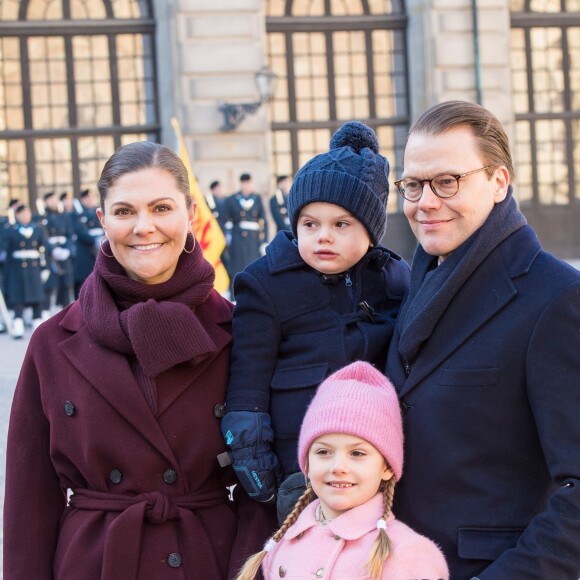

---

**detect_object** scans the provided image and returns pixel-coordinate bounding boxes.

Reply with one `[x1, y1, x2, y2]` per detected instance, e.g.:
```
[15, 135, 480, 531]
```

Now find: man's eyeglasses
[394, 166, 493, 202]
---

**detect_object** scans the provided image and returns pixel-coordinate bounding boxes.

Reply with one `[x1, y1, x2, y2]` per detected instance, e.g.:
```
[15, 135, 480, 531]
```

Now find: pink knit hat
[298, 361, 403, 481]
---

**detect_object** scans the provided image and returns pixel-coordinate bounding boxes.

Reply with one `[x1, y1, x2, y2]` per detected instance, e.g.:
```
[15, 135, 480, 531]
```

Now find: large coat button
[213, 403, 226, 418]
[64, 401, 75, 416]
[167, 553, 182, 568]
[163, 468, 177, 484]
[315, 568, 325, 577]
[278, 566, 286, 577]
[110, 469, 122, 484]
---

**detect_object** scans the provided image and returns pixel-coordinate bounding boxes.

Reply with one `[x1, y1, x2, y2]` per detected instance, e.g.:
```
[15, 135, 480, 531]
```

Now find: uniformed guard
[38, 191, 75, 310]
[72, 188, 103, 298]
[0, 199, 21, 333]
[206, 180, 231, 274]
[4, 203, 49, 338]
[223, 173, 268, 296]
[269, 175, 292, 233]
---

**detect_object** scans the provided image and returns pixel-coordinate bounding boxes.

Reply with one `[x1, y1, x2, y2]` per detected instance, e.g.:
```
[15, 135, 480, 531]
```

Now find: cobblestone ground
[0, 327, 30, 577]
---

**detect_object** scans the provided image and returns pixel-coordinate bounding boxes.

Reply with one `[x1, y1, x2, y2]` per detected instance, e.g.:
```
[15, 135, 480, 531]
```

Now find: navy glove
[221, 410, 283, 503]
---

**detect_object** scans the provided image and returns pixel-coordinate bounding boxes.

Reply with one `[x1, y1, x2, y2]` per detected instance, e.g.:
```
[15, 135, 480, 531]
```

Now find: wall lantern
[219, 66, 278, 132]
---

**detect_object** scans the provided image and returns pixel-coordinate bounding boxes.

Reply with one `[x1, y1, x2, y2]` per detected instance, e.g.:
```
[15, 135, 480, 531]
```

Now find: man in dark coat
[206, 180, 231, 275]
[269, 175, 291, 233]
[72, 188, 103, 297]
[223, 173, 267, 296]
[386, 101, 580, 579]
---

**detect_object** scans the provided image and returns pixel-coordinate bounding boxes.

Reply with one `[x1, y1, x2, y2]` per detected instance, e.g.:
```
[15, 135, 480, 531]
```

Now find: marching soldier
[3, 203, 48, 338]
[38, 191, 75, 310]
[223, 173, 268, 296]
[0, 199, 21, 333]
[72, 188, 103, 297]
[269, 175, 292, 233]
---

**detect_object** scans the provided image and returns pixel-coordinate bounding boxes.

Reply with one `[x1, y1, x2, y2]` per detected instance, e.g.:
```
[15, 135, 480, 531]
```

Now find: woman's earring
[100, 236, 114, 258]
[183, 232, 196, 254]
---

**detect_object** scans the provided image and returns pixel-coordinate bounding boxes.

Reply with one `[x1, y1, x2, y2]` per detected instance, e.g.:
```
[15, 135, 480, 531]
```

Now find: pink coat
[263, 493, 449, 579]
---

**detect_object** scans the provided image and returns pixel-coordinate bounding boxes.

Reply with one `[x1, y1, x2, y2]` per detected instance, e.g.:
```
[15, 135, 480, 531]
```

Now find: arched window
[510, 0, 580, 257]
[0, 0, 158, 209]
[265, 0, 409, 215]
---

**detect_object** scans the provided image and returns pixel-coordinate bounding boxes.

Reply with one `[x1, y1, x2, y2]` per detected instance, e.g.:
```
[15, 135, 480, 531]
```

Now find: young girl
[221, 121, 410, 522]
[235, 361, 449, 579]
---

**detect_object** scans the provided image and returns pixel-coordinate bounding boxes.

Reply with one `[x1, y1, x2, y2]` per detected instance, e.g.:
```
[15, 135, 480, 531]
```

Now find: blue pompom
[329, 121, 380, 154]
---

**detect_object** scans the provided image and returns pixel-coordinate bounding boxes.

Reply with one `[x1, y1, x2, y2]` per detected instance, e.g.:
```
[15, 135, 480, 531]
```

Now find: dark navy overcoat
[226, 231, 410, 476]
[386, 225, 580, 580]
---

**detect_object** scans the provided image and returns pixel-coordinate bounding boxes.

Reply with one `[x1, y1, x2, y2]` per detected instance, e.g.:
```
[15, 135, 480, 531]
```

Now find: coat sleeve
[479, 281, 580, 579]
[3, 335, 67, 579]
[223, 268, 284, 501]
[225, 268, 282, 413]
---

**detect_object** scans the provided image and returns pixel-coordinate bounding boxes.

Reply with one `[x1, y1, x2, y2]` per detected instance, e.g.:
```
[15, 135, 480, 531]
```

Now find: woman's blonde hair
[235, 475, 397, 580]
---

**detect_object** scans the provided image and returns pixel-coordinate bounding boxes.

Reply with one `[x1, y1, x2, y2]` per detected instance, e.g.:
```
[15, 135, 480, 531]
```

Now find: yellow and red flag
[171, 117, 230, 295]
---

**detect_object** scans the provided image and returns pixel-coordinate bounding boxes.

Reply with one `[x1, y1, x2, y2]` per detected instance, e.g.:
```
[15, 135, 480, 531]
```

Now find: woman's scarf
[397, 187, 527, 366]
[79, 242, 217, 412]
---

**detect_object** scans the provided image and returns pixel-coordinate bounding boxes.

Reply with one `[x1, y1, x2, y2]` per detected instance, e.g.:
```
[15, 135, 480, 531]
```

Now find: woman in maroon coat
[3, 142, 275, 579]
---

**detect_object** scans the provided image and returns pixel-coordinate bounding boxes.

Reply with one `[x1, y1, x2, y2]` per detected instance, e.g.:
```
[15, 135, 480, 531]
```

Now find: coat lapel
[397, 227, 541, 399]
[58, 303, 178, 463]
[398, 249, 517, 399]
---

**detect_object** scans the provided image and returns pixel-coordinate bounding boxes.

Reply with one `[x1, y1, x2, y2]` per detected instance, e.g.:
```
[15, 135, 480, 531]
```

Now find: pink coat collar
[284, 493, 394, 541]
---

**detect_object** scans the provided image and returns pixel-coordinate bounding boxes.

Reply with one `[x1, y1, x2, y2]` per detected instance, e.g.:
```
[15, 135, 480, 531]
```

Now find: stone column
[406, 0, 514, 142]
[171, 0, 273, 197]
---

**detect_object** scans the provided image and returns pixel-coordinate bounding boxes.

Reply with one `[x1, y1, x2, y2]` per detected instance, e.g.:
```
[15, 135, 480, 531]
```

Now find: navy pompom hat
[288, 121, 390, 245]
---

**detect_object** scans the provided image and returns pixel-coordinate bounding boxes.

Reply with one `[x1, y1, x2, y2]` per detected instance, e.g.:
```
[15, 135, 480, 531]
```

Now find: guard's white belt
[12, 250, 41, 260]
[48, 236, 67, 245]
[238, 221, 260, 231]
[88, 228, 104, 237]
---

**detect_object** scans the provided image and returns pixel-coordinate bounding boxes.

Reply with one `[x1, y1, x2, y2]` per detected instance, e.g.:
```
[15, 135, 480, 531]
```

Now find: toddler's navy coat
[223, 231, 409, 500]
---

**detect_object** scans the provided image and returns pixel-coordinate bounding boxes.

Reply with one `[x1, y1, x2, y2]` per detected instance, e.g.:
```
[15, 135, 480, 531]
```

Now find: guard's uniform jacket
[269, 189, 290, 233]
[221, 231, 410, 501]
[3, 221, 47, 308]
[223, 192, 268, 285]
[38, 208, 75, 302]
[73, 205, 103, 287]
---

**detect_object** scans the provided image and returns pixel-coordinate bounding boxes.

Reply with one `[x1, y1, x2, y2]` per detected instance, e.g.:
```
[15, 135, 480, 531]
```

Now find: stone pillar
[406, 0, 514, 142]
[171, 0, 273, 198]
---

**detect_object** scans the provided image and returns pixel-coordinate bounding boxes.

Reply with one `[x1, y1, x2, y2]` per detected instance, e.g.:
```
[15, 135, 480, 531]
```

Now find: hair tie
[376, 518, 387, 531]
[263, 538, 277, 552]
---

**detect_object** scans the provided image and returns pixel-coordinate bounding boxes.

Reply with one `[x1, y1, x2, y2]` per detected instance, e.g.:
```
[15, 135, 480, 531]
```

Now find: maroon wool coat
[3, 293, 275, 580]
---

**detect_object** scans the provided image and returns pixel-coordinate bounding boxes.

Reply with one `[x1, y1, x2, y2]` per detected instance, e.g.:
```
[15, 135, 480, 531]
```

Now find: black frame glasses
[394, 166, 493, 201]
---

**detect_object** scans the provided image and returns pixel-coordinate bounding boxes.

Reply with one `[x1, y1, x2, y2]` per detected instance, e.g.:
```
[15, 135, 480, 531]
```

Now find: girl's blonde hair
[235, 483, 316, 580]
[235, 476, 397, 580]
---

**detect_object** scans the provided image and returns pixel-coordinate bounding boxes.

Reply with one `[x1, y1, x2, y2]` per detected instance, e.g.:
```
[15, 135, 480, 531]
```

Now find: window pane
[510, 29, 530, 114]
[70, 0, 107, 19]
[294, 33, 329, 122]
[0, 37, 24, 130]
[531, 28, 565, 113]
[29, 37, 69, 129]
[27, 0, 63, 19]
[73, 36, 113, 127]
[297, 129, 331, 167]
[271, 130, 292, 178]
[112, 0, 152, 18]
[535, 120, 569, 205]
[117, 34, 157, 126]
[570, 27, 580, 110]
[513, 121, 533, 204]
[34, 138, 72, 192]
[0, 0, 20, 20]
[0, 140, 28, 204]
[78, 135, 116, 192]
[574, 119, 580, 200]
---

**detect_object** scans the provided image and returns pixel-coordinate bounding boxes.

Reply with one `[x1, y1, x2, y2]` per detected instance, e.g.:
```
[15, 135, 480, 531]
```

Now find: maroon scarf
[80, 242, 216, 392]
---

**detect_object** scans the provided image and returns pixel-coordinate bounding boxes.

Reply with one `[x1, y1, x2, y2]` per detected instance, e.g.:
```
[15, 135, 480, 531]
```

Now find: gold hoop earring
[100, 236, 114, 258]
[183, 232, 196, 254]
